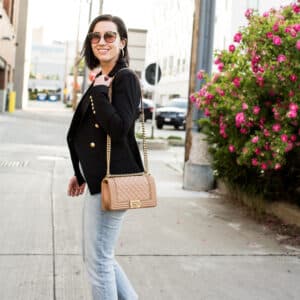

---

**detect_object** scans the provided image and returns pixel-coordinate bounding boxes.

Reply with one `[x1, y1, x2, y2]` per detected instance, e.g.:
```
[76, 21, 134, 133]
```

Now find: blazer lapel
[67, 82, 94, 139]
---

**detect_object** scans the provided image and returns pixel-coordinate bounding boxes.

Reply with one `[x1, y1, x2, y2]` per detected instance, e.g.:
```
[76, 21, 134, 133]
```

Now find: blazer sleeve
[90, 70, 141, 141]
[67, 138, 86, 185]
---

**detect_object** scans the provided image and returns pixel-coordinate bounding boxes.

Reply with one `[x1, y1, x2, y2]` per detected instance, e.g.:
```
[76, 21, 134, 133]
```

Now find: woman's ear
[121, 38, 127, 49]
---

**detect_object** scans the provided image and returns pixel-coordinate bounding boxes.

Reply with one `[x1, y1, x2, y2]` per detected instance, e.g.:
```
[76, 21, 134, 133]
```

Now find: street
[0, 101, 299, 300]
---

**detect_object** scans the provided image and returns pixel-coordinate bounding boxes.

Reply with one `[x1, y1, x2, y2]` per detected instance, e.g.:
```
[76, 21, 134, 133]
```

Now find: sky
[30, 0, 152, 44]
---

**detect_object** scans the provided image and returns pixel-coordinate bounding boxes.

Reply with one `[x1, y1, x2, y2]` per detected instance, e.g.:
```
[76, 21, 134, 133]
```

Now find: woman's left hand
[94, 75, 113, 87]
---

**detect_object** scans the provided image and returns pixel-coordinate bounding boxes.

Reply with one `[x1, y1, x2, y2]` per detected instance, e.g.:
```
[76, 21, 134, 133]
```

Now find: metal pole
[82, 0, 93, 91]
[185, 0, 201, 162]
[63, 41, 69, 103]
[184, 0, 216, 161]
[72, 0, 82, 111]
[151, 62, 159, 139]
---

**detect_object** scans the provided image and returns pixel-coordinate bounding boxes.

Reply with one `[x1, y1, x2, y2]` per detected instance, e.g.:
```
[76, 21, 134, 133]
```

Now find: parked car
[36, 93, 47, 101]
[155, 98, 188, 130]
[48, 93, 59, 102]
[141, 99, 154, 121]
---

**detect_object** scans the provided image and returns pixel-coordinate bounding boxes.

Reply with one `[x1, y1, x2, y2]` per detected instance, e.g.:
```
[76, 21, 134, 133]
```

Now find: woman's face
[91, 21, 125, 67]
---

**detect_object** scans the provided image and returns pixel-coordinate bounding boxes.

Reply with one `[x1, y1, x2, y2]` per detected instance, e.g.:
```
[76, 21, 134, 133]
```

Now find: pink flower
[291, 134, 297, 142]
[273, 35, 282, 45]
[277, 54, 286, 63]
[266, 32, 273, 39]
[235, 112, 245, 127]
[251, 55, 260, 64]
[263, 129, 270, 137]
[289, 103, 298, 111]
[288, 110, 297, 118]
[253, 106, 260, 115]
[216, 88, 225, 96]
[263, 11, 269, 17]
[204, 108, 210, 116]
[281, 134, 288, 143]
[255, 148, 261, 155]
[240, 128, 248, 134]
[229, 44, 235, 52]
[190, 95, 196, 102]
[242, 103, 248, 110]
[252, 158, 259, 166]
[290, 29, 297, 37]
[294, 24, 300, 32]
[285, 142, 294, 152]
[214, 57, 221, 65]
[264, 143, 271, 151]
[296, 40, 300, 50]
[273, 23, 279, 32]
[256, 76, 264, 87]
[290, 74, 298, 82]
[272, 124, 281, 132]
[258, 67, 265, 73]
[274, 163, 281, 170]
[217, 63, 224, 72]
[289, 90, 295, 97]
[205, 93, 214, 101]
[234, 32, 242, 43]
[197, 70, 205, 80]
[261, 162, 268, 170]
[245, 8, 253, 19]
[233, 77, 241, 88]
[292, 4, 300, 14]
[252, 136, 259, 143]
[229, 145, 235, 152]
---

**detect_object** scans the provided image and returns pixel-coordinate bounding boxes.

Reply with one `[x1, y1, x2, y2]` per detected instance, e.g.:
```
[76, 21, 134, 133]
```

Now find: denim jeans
[82, 192, 138, 300]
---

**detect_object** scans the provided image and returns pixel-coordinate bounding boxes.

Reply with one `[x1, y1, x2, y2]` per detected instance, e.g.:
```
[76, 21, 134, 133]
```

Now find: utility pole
[72, 0, 83, 111]
[183, 0, 216, 191]
[63, 41, 69, 103]
[82, 0, 93, 91]
[185, 0, 201, 162]
[14, 0, 30, 109]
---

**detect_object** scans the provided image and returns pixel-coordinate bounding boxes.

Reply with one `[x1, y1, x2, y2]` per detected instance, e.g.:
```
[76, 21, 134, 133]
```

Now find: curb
[217, 180, 300, 227]
[137, 138, 169, 150]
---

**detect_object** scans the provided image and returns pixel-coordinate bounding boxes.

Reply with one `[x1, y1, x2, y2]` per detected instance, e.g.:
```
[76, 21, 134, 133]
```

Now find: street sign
[145, 63, 162, 85]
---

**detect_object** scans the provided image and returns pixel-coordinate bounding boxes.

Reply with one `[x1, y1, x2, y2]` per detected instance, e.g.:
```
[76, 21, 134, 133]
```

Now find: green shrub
[190, 3, 300, 204]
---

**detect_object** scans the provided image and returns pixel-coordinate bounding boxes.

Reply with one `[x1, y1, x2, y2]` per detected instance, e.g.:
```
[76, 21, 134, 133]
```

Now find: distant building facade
[127, 28, 147, 79]
[0, 0, 20, 111]
[145, 0, 292, 105]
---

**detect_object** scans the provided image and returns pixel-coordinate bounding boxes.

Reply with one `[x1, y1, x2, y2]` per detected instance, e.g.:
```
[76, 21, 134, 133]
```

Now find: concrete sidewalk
[0, 102, 299, 300]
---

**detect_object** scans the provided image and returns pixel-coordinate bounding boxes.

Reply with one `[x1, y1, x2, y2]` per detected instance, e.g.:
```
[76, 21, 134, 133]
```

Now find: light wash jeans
[82, 192, 138, 300]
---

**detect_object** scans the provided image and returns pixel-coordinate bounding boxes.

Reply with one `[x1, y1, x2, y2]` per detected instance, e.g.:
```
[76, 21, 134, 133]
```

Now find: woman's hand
[94, 75, 113, 87]
[68, 176, 86, 197]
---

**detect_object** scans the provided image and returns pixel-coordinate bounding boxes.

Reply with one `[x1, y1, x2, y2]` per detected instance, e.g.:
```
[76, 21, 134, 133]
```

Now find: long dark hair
[81, 14, 129, 70]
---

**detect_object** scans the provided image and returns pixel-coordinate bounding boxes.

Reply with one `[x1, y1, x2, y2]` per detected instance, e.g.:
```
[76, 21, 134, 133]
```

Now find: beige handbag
[101, 74, 157, 211]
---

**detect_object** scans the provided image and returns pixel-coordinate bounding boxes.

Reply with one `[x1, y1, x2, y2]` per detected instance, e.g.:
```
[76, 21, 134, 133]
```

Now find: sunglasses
[87, 31, 117, 44]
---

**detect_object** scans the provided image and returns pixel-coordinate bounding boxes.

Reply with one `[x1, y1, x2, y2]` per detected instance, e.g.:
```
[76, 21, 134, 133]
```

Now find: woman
[66, 14, 143, 300]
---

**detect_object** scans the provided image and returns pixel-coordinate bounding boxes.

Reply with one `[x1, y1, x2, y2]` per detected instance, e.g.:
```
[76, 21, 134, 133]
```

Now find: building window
[162, 57, 167, 76]
[168, 56, 173, 75]
[181, 58, 186, 73]
[176, 58, 181, 74]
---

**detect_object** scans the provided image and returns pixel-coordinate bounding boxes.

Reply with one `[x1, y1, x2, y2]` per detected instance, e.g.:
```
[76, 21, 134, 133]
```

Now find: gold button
[90, 142, 95, 148]
[95, 123, 99, 128]
[93, 110, 96, 114]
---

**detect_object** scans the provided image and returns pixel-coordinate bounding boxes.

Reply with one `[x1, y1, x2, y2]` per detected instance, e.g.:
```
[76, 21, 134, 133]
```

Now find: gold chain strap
[105, 72, 148, 177]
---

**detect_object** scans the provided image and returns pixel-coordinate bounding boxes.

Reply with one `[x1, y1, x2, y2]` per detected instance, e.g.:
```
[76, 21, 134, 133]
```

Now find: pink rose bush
[190, 3, 300, 200]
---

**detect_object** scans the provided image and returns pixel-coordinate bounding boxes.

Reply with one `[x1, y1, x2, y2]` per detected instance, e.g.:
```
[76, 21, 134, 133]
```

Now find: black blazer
[67, 60, 144, 194]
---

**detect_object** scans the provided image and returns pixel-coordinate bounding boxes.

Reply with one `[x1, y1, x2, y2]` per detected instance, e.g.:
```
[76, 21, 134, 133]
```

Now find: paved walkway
[0, 101, 299, 300]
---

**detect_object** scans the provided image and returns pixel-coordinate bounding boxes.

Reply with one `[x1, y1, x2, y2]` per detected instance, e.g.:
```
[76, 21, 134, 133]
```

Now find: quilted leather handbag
[100, 70, 157, 210]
